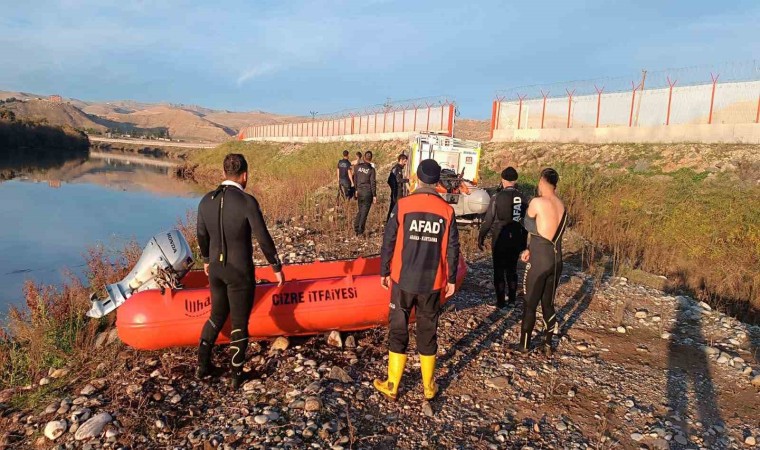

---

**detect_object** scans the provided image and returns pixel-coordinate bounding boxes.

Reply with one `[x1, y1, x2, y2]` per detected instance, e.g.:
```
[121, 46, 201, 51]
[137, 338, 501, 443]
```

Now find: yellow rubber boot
[420, 354, 439, 400]
[373, 351, 407, 401]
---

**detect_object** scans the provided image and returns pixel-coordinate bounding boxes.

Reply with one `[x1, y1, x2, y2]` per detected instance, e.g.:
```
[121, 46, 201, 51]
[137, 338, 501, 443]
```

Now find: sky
[1, 0, 758, 118]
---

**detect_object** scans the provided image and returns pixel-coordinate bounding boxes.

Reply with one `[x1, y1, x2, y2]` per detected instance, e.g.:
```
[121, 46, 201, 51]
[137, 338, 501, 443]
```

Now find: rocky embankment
[1, 215, 758, 450]
[482, 142, 760, 182]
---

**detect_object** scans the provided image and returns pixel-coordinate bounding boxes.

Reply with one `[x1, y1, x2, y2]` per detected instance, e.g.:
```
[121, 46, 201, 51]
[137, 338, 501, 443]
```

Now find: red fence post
[373, 113, 378, 133]
[666, 77, 677, 125]
[426, 105, 431, 131]
[540, 91, 548, 129]
[401, 109, 406, 132]
[413, 107, 418, 131]
[489, 100, 497, 139]
[494, 99, 501, 132]
[382, 112, 387, 133]
[440, 105, 445, 131]
[447, 104, 455, 136]
[708, 72, 719, 125]
[756, 94, 760, 124]
[629, 81, 638, 127]
[565, 89, 575, 128]
[392, 111, 396, 133]
[516, 94, 526, 130]
[594, 85, 604, 128]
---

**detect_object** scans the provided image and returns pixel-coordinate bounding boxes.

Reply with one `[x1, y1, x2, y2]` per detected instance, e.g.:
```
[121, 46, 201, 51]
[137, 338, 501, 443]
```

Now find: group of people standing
[196, 152, 566, 399]
[336, 150, 409, 236]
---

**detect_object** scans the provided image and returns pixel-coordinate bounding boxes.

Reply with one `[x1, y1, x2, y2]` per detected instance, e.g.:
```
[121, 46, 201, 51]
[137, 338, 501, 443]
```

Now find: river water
[0, 153, 201, 311]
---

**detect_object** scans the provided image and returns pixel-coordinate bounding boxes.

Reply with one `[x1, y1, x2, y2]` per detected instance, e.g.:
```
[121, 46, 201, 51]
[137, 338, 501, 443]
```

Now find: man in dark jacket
[375, 159, 460, 402]
[478, 167, 528, 308]
[337, 150, 355, 200]
[196, 153, 285, 389]
[353, 150, 377, 235]
[386, 153, 408, 222]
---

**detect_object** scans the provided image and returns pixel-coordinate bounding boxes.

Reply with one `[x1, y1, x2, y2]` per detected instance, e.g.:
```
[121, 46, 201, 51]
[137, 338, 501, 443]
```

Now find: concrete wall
[242, 131, 417, 143]
[492, 123, 760, 144]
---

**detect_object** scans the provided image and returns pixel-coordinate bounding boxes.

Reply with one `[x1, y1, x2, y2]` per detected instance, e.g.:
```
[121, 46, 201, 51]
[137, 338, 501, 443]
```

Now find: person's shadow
[665, 278, 725, 446]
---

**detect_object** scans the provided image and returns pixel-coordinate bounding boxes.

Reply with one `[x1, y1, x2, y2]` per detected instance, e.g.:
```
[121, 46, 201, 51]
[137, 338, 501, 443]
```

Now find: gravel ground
[1, 221, 759, 450]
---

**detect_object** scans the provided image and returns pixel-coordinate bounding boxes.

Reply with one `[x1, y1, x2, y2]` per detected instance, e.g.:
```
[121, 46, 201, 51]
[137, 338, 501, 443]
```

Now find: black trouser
[388, 283, 441, 356]
[520, 240, 562, 349]
[386, 188, 398, 222]
[354, 189, 373, 234]
[200, 268, 254, 369]
[492, 239, 521, 305]
[338, 182, 354, 201]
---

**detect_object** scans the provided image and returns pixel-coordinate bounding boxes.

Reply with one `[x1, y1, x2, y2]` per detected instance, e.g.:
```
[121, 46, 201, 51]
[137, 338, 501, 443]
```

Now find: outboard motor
[87, 230, 193, 318]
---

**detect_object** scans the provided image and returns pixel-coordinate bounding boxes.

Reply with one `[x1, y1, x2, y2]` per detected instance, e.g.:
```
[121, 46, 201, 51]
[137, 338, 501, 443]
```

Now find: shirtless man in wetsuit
[519, 168, 567, 356]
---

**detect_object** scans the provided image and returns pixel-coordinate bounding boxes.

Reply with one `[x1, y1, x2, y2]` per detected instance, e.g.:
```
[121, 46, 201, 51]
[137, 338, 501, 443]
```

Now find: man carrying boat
[196, 153, 285, 389]
[375, 159, 460, 401]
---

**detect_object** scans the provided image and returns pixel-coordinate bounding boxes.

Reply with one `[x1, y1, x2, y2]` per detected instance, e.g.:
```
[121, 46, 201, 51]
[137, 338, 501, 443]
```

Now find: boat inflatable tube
[116, 256, 467, 350]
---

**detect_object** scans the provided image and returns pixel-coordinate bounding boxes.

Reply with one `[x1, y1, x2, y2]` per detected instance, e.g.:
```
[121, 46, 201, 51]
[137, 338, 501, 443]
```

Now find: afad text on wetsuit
[272, 287, 358, 306]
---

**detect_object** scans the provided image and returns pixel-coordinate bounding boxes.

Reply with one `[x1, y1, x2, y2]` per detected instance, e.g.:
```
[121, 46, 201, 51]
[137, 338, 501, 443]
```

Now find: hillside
[94, 105, 235, 143]
[1, 99, 107, 133]
[454, 118, 491, 141]
[202, 111, 299, 130]
[0, 91, 295, 142]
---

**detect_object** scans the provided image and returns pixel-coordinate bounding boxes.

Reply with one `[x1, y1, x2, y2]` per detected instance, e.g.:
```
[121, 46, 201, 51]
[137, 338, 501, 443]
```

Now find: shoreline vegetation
[1, 139, 758, 394]
[0, 115, 90, 180]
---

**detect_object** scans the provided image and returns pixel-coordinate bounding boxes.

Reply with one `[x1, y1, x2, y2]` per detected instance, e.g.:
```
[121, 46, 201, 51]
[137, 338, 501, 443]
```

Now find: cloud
[237, 63, 279, 86]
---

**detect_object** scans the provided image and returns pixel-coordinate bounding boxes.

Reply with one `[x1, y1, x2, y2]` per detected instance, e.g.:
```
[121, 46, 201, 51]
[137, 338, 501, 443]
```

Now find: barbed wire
[496, 59, 760, 101]
[309, 96, 455, 121]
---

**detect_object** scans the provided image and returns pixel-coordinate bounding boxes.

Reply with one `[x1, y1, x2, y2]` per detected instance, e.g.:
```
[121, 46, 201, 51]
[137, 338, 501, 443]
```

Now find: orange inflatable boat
[116, 256, 467, 350]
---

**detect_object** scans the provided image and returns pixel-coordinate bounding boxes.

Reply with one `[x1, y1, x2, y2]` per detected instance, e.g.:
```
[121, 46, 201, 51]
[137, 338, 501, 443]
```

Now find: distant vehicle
[406, 133, 490, 224]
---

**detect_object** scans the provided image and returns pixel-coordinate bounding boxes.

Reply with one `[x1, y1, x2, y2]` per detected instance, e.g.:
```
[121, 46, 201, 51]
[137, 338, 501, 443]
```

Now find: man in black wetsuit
[477, 167, 528, 308]
[386, 154, 408, 222]
[337, 150, 355, 200]
[353, 150, 377, 235]
[196, 153, 285, 389]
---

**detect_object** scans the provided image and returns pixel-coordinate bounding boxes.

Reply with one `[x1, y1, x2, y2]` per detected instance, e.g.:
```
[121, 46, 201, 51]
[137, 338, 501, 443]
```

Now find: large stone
[44, 420, 67, 441]
[269, 337, 290, 354]
[94, 332, 108, 349]
[80, 384, 97, 396]
[344, 335, 357, 349]
[74, 412, 112, 441]
[745, 436, 756, 446]
[50, 368, 70, 379]
[304, 396, 322, 412]
[750, 375, 760, 387]
[485, 377, 510, 390]
[328, 366, 353, 383]
[422, 402, 434, 417]
[327, 331, 343, 348]
[106, 328, 120, 345]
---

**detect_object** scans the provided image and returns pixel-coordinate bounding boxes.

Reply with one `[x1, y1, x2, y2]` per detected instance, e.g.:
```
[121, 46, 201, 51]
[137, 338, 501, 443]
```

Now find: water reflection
[0, 153, 201, 309]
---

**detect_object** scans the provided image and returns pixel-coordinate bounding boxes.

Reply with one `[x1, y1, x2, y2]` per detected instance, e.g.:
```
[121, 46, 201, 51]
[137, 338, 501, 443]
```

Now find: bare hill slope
[96, 106, 235, 142]
[2, 99, 107, 132]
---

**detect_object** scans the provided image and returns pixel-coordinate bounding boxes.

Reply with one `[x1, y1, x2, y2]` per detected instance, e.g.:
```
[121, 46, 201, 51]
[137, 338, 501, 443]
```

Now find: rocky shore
[1, 219, 758, 450]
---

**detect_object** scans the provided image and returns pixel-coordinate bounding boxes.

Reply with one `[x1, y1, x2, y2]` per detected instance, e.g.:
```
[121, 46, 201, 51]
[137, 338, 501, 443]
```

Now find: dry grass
[481, 156, 760, 320]
[0, 238, 146, 389]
